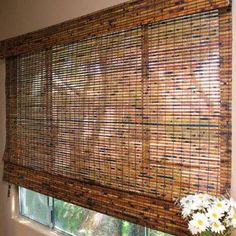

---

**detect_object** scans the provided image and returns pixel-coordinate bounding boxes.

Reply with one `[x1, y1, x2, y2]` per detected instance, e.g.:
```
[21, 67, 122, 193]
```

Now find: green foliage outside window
[20, 187, 172, 236]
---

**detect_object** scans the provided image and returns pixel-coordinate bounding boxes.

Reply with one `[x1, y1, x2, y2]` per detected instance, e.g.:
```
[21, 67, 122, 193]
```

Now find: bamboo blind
[1, 0, 231, 235]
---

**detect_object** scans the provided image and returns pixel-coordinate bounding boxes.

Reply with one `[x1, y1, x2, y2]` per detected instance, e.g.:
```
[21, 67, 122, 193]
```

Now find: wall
[0, 0, 235, 235]
[0, 59, 9, 236]
[0, 0, 126, 41]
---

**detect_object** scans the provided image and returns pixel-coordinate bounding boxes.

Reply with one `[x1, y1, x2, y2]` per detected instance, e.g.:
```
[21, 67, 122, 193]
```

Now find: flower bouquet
[179, 194, 236, 235]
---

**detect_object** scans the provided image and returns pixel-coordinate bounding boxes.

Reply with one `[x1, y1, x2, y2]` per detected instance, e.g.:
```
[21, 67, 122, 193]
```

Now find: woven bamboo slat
[1, 0, 231, 235]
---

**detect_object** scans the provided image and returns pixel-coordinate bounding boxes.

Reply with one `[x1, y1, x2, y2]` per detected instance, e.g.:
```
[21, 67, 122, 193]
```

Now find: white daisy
[210, 220, 226, 234]
[230, 198, 236, 208]
[193, 193, 212, 209]
[180, 195, 194, 207]
[182, 206, 192, 218]
[190, 196, 205, 210]
[196, 193, 211, 202]
[230, 209, 236, 227]
[188, 221, 202, 235]
[213, 199, 229, 213]
[189, 213, 209, 233]
[207, 208, 223, 222]
[180, 195, 201, 213]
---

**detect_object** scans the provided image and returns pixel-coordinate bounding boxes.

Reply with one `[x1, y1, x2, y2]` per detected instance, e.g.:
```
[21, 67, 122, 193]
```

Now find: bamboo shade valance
[2, 0, 231, 235]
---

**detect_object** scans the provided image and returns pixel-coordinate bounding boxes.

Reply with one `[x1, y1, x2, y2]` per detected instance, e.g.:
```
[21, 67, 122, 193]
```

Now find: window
[19, 187, 171, 236]
[19, 187, 51, 227]
[2, 0, 231, 234]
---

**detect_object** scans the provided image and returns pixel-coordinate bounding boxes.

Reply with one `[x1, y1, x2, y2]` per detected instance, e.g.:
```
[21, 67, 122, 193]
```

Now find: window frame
[9, 186, 57, 236]
[18, 187, 53, 228]
[17, 186, 168, 236]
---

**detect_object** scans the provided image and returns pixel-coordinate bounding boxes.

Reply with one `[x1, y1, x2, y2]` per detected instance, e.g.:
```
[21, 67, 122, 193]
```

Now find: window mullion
[48, 196, 54, 229]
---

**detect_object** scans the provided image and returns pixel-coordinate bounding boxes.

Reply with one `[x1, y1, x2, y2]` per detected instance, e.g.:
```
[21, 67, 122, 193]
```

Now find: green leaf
[201, 232, 212, 236]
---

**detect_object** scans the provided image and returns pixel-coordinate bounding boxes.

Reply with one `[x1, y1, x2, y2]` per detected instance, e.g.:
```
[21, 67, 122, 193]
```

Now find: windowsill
[10, 186, 65, 236]
[12, 216, 59, 236]
[12, 215, 74, 236]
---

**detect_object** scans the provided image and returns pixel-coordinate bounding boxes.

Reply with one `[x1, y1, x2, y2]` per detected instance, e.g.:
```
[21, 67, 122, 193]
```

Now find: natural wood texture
[219, 7, 232, 194]
[1, 0, 231, 235]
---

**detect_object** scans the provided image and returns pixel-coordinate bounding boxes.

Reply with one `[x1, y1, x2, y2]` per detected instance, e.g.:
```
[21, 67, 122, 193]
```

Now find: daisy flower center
[197, 220, 204, 226]
[213, 222, 219, 228]
[233, 213, 236, 220]
[216, 203, 222, 208]
[212, 212, 218, 218]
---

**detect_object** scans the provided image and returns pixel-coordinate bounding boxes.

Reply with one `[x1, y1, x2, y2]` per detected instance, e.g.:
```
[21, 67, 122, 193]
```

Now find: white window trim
[10, 186, 61, 236]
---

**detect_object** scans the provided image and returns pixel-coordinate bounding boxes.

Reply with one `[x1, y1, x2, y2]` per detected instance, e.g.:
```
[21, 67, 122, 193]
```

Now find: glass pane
[148, 229, 173, 236]
[119, 221, 145, 236]
[54, 199, 172, 236]
[54, 199, 146, 236]
[19, 187, 50, 226]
